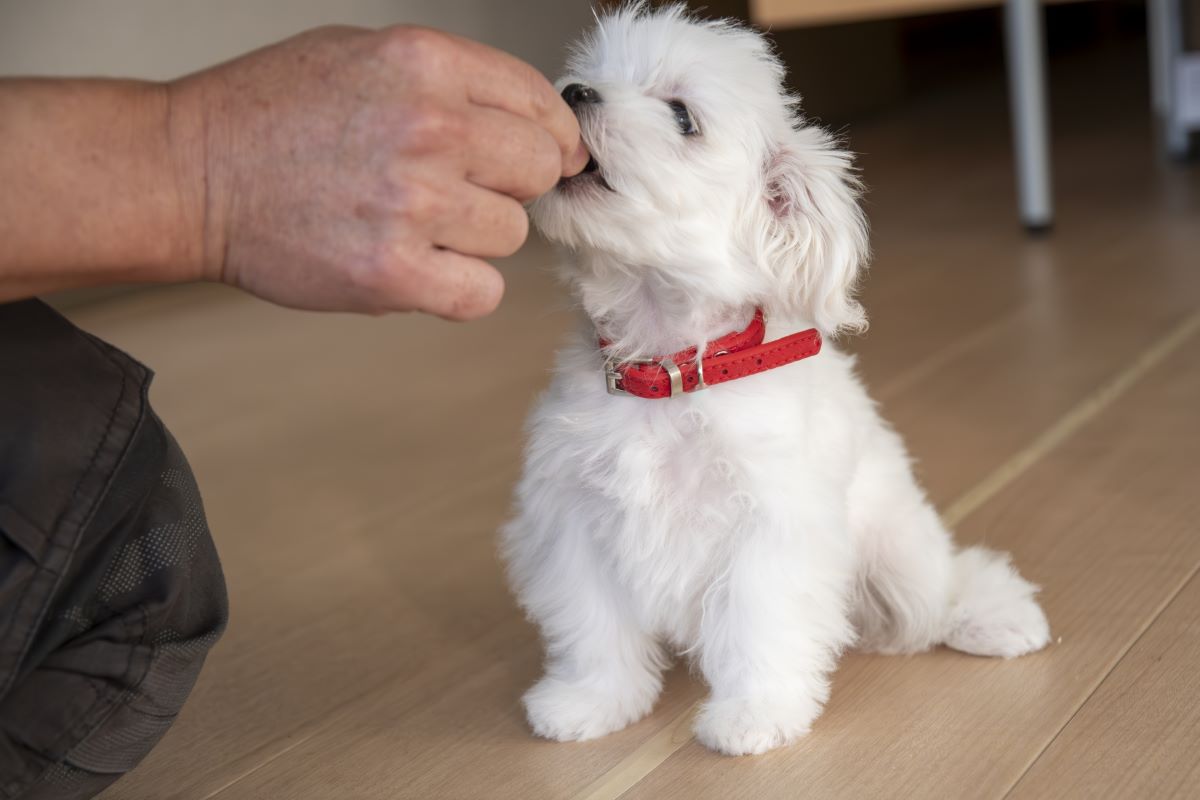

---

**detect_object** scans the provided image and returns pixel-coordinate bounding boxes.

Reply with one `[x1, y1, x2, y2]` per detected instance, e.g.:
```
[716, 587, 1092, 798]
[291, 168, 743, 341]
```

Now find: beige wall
[0, 0, 590, 80]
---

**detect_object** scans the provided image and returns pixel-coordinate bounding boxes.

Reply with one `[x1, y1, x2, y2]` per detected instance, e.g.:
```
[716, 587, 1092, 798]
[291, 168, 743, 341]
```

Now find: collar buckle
[604, 356, 634, 396]
[604, 356, 687, 397]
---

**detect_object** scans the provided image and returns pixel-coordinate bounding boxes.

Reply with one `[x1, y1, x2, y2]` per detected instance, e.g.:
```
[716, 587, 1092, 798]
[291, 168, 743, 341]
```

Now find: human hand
[169, 25, 586, 319]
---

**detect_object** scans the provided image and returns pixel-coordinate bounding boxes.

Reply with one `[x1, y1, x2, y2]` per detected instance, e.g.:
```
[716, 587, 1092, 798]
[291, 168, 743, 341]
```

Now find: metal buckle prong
[604, 355, 660, 397]
[604, 356, 629, 396]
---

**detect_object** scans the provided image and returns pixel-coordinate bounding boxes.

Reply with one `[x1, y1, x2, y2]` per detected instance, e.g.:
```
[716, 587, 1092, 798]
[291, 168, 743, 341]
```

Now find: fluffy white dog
[502, 4, 1050, 756]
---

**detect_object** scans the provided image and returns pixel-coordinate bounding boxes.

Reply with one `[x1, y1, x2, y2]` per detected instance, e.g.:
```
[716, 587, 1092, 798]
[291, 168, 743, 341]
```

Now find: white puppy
[502, 4, 1049, 756]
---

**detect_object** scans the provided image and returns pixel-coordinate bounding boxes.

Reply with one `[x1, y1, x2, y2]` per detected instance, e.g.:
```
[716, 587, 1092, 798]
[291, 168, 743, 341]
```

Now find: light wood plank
[1008, 574, 1200, 800]
[750, 0, 1091, 29]
[752, 0, 1000, 29]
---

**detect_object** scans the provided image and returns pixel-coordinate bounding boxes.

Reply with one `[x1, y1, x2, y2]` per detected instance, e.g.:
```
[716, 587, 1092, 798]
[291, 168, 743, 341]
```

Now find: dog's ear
[757, 125, 869, 336]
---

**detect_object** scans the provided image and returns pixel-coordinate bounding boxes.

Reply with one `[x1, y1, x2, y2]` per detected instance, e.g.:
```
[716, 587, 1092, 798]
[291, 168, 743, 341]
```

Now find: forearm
[0, 78, 203, 302]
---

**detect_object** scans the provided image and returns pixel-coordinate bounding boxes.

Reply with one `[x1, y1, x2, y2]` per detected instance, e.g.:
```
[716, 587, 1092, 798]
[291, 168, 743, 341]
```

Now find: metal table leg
[1148, 0, 1191, 158]
[1004, 0, 1053, 232]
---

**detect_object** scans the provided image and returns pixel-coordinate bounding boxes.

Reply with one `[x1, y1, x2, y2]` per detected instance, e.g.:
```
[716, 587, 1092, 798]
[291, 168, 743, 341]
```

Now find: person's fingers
[563, 135, 589, 177]
[427, 181, 530, 258]
[461, 106, 563, 201]
[444, 33, 587, 176]
[392, 246, 505, 321]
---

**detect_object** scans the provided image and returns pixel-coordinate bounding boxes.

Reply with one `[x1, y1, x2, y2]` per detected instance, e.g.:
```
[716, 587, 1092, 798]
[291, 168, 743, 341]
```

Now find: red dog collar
[602, 310, 822, 398]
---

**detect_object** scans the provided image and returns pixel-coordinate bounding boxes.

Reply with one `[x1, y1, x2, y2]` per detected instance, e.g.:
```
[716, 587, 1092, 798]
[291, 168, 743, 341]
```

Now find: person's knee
[60, 423, 230, 774]
[1, 417, 228, 799]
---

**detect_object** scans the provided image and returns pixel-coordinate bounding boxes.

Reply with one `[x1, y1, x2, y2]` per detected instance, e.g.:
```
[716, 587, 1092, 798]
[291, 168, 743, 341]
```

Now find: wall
[0, 0, 590, 80]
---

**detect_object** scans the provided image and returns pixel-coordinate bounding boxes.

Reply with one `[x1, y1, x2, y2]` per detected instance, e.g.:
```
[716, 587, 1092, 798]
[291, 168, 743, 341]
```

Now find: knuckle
[311, 23, 360, 38]
[431, 105, 465, 142]
[352, 243, 399, 293]
[356, 244, 427, 311]
[394, 180, 444, 226]
[379, 26, 448, 65]
[397, 102, 461, 151]
[522, 67, 553, 118]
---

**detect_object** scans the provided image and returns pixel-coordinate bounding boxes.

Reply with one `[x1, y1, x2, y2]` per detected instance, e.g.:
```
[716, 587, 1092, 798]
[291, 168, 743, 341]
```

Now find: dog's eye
[667, 100, 698, 136]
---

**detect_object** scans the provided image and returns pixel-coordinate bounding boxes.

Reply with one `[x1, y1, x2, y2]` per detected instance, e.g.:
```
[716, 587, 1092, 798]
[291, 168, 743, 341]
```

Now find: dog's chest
[573, 397, 790, 637]
[526, 345, 861, 640]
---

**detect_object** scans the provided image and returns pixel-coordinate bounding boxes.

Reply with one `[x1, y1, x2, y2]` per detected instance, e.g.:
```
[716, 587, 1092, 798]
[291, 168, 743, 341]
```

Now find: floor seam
[200, 725, 326, 800]
[198, 667, 398, 800]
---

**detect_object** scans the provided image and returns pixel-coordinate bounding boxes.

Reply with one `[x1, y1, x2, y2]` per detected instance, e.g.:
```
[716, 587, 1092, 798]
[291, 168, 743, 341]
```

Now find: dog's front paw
[523, 676, 656, 742]
[693, 695, 822, 756]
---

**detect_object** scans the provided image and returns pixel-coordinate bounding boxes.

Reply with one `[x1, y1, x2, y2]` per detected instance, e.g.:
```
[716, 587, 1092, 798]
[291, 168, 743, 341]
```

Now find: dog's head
[531, 4, 869, 338]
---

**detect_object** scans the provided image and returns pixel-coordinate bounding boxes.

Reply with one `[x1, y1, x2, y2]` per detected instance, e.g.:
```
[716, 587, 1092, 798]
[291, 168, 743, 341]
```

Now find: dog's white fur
[502, 4, 1050, 756]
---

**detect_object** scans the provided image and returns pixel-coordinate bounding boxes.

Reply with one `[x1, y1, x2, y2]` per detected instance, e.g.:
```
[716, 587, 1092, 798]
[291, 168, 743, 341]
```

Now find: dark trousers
[0, 300, 228, 799]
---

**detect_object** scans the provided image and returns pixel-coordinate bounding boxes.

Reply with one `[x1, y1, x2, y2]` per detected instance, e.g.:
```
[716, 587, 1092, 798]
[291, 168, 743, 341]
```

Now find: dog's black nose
[562, 83, 601, 108]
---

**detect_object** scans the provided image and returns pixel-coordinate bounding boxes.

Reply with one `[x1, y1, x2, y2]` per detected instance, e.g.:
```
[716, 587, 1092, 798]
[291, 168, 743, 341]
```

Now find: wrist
[163, 74, 231, 286]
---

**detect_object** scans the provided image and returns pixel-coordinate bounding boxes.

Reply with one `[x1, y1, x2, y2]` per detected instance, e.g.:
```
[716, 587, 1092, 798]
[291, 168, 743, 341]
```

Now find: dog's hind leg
[849, 427, 1049, 657]
[942, 546, 1051, 658]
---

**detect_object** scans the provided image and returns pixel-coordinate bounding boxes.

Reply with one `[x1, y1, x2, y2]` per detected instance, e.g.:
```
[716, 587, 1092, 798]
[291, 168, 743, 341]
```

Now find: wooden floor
[74, 41, 1200, 800]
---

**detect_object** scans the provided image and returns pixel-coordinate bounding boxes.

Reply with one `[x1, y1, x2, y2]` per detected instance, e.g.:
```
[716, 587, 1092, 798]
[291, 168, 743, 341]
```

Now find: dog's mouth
[559, 152, 614, 193]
